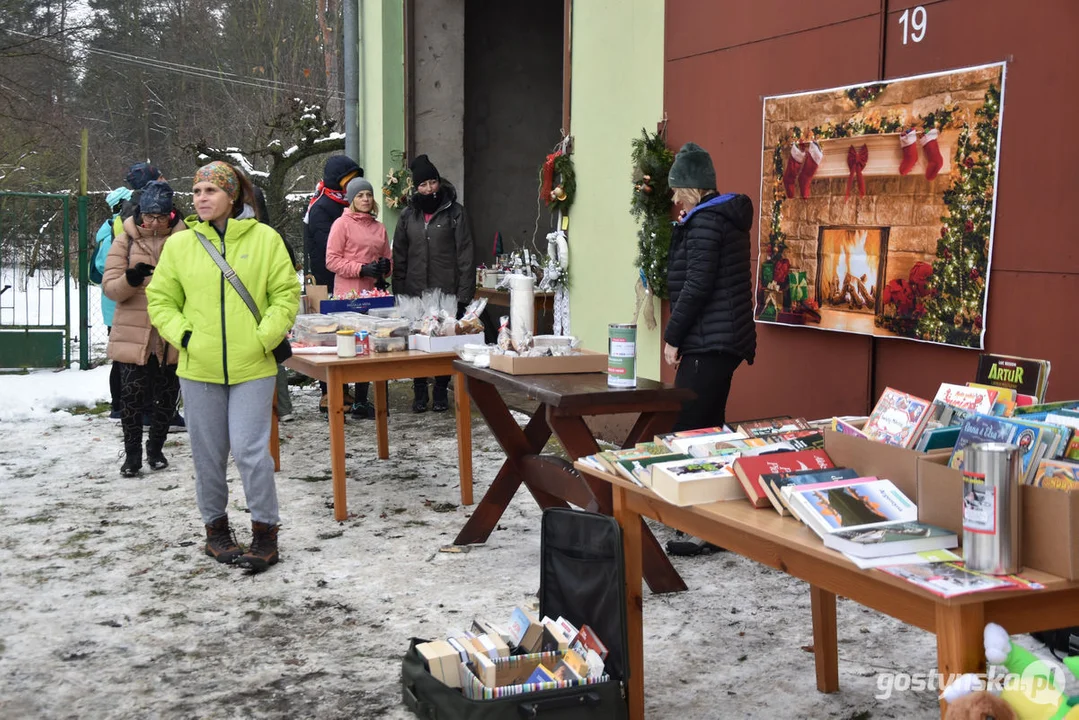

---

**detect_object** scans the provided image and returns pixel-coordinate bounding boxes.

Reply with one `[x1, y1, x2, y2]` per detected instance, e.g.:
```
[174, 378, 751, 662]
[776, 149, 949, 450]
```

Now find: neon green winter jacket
[146, 214, 300, 385]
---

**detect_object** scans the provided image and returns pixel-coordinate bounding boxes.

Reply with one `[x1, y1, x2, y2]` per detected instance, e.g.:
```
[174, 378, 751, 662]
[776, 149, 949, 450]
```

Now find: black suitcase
[402, 507, 631, 720]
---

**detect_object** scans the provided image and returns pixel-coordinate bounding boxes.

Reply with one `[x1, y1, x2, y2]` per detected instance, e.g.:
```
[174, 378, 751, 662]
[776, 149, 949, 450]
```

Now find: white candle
[508, 273, 535, 344]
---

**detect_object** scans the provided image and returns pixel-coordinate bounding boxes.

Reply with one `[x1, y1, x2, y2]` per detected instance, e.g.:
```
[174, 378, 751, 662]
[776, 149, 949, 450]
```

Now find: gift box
[789, 271, 808, 303]
[760, 261, 774, 287]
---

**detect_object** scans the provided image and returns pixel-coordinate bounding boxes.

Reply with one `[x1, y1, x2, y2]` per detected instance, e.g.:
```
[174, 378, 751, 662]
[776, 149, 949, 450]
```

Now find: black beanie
[126, 162, 161, 191]
[668, 142, 716, 189]
[410, 154, 440, 186]
[139, 181, 174, 215]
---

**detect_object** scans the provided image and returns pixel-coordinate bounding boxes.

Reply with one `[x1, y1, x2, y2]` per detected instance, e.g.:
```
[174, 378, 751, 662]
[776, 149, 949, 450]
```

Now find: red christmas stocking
[798, 141, 822, 199]
[845, 144, 868, 198]
[782, 142, 805, 199]
[898, 129, 919, 175]
[920, 128, 943, 180]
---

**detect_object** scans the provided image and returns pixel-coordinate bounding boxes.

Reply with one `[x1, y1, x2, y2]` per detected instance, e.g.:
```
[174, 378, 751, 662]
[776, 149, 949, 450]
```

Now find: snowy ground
[0, 367, 1065, 719]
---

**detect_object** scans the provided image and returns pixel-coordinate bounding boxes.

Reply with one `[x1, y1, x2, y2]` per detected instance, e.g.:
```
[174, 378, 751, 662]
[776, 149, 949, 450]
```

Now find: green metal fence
[0, 190, 95, 369]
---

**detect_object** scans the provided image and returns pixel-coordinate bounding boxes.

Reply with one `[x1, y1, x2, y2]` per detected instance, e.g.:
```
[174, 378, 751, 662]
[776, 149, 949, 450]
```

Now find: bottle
[336, 329, 356, 358]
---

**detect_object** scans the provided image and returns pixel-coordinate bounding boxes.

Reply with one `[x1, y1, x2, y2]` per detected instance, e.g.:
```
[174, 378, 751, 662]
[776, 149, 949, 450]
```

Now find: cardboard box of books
[488, 349, 608, 375]
[461, 649, 610, 700]
[916, 453, 1079, 580]
[824, 419, 948, 502]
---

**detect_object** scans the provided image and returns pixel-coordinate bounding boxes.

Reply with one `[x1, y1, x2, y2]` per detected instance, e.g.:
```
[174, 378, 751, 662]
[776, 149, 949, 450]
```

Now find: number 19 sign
[899, 5, 927, 44]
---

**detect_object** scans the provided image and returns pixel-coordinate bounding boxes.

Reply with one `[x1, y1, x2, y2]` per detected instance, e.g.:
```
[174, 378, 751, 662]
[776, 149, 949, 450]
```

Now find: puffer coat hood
[664, 192, 757, 364]
[322, 156, 362, 190]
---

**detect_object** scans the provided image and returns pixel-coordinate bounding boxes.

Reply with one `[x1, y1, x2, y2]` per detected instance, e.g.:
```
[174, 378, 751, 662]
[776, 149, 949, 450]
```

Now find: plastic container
[373, 319, 411, 339]
[336, 329, 356, 357]
[328, 312, 376, 333]
[292, 313, 340, 346]
[371, 336, 408, 353]
[366, 306, 402, 319]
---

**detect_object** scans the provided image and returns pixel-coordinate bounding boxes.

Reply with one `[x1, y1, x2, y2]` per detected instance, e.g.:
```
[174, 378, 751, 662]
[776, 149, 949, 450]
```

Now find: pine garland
[542, 153, 576, 212]
[630, 129, 675, 299]
[382, 150, 412, 210]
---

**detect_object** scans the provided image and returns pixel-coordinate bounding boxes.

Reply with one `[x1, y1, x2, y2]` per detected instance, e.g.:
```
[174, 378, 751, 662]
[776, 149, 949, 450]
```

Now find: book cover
[653, 426, 732, 450]
[552, 649, 590, 681]
[764, 467, 861, 516]
[878, 562, 1042, 598]
[596, 444, 673, 475]
[933, 383, 998, 415]
[863, 387, 934, 448]
[831, 418, 867, 438]
[525, 664, 557, 685]
[787, 478, 917, 538]
[650, 457, 743, 506]
[967, 382, 1017, 416]
[735, 416, 811, 438]
[741, 433, 825, 455]
[687, 436, 768, 459]
[615, 452, 691, 487]
[975, 353, 1050, 401]
[668, 430, 749, 455]
[732, 449, 834, 508]
[913, 425, 961, 453]
[949, 414, 1047, 483]
[842, 548, 961, 570]
[505, 607, 543, 653]
[1031, 460, 1079, 490]
[822, 521, 958, 558]
[539, 621, 570, 653]
[1065, 435, 1079, 462]
[570, 624, 608, 660]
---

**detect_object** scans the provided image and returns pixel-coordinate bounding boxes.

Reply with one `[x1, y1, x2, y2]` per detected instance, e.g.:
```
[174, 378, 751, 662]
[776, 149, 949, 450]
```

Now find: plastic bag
[496, 315, 512, 352]
[456, 297, 487, 335]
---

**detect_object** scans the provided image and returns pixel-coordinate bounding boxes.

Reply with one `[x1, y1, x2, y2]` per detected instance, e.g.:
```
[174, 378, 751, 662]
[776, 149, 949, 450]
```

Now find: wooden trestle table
[272, 350, 473, 520]
[452, 361, 694, 594]
[573, 462, 1079, 720]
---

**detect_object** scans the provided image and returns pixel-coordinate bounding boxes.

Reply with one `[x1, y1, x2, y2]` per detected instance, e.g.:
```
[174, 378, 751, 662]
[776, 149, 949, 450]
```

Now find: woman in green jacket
[147, 161, 300, 572]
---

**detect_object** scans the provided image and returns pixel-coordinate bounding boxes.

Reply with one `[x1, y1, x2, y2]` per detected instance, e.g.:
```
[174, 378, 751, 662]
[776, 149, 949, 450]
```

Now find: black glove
[377, 257, 391, 275]
[456, 302, 468, 320]
[374, 278, 389, 291]
[360, 261, 381, 279]
[125, 263, 154, 287]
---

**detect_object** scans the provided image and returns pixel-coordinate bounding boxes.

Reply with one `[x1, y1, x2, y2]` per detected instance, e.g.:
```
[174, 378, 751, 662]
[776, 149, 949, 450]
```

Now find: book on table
[862, 387, 934, 448]
[735, 416, 810, 437]
[948, 414, 1058, 484]
[613, 452, 690, 487]
[975, 352, 1051, 402]
[878, 561, 1042, 598]
[594, 443, 674, 475]
[783, 477, 918, 541]
[665, 430, 749, 455]
[841, 548, 961, 570]
[761, 467, 860, 516]
[1030, 459, 1079, 490]
[649, 456, 743, 506]
[933, 383, 999, 415]
[653, 425, 732, 450]
[831, 417, 868, 438]
[731, 449, 834, 508]
[822, 520, 958, 558]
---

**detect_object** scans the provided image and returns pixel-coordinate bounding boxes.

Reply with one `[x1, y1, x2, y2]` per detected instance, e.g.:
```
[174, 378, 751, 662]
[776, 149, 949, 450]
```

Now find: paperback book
[735, 416, 811, 438]
[785, 478, 918, 539]
[614, 453, 691, 487]
[878, 562, 1042, 598]
[650, 456, 743, 506]
[654, 426, 732, 451]
[762, 467, 861, 516]
[821, 521, 958, 558]
[975, 353, 1050, 402]
[933, 383, 999, 415]
[863, 387, 934, 448]
[842, 548, 961, 570]
[1030, 460, 1079, 490]
[731, 449, 834, 508]
[948, 414, 1052, 484]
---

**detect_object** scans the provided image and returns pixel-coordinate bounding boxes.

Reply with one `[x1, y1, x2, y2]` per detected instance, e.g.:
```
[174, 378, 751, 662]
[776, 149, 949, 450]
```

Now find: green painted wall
[568, 0, 665, 380]
[360, 0, 406, 236]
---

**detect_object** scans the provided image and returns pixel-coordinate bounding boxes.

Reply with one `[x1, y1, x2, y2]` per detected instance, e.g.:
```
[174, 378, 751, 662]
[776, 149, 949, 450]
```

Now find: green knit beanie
[668, 142, 716, 189]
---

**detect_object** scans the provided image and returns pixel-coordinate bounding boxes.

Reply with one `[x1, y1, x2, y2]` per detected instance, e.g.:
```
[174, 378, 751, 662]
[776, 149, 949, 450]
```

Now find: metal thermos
[962, 442, 1022, 575]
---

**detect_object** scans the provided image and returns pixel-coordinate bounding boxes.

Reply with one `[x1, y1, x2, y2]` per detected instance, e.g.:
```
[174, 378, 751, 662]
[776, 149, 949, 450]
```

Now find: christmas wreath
[382, 149, 413, 210]
[630, 128, 675, 299]
[540, 151, 576, 212]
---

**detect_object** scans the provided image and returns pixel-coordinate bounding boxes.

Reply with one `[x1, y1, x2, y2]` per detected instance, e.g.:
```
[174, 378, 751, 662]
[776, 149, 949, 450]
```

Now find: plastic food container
[456, 343, 490, 363]
[292, 314, 340, 346]
[366, 307, 402, 319]
[371, 336, 408, 353]
[330, 312, 378, 334]
[373, 319, 411, 338]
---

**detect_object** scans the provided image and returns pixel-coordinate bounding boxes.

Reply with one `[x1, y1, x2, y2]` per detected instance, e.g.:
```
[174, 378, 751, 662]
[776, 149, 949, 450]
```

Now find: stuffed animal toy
[944, 690, 1017, 720]
[942, 623, 1079, 720]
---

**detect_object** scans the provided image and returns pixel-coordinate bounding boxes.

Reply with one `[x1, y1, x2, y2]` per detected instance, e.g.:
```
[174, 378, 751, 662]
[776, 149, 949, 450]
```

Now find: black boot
[432, 382, 449, 413]
[146, 441, 168, 470]
[120, 415, 143, 477]
[412, 379, 429, 414]
[237, 521, 280, 572]
[146, 412, 169, 470]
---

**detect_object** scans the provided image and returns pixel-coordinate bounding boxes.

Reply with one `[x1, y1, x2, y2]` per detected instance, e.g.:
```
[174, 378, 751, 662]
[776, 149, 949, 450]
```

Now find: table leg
[270, 392, 281, 472]
[613, 486, 645, 720]
[935, 603, 985, 719]
[374, 380, 389, 460]
[810, 585, 839, 693]
[454, 371, 473, 506]
[327, 369, 348, 522]
[623, 410, 680, 449]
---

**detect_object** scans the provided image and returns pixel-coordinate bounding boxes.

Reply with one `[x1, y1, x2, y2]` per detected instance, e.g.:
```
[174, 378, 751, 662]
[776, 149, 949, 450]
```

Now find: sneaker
[278, 412, 295, 423]
[350, 402, 375, 420]
[666, 533, 724, 557]
[168, 414, 187, 433]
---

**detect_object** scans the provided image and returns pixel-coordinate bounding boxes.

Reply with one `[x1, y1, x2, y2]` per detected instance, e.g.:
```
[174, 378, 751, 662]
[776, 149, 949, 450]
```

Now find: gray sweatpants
[179, 377, 279, 526]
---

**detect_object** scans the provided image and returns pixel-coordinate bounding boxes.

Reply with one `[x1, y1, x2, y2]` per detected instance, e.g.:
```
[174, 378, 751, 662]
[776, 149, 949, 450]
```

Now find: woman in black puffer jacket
[663, 142, 757, 432]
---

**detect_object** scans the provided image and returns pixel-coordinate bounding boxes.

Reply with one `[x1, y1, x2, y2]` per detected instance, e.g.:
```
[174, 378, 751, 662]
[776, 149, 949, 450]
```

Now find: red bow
[846, 144, 868, 198]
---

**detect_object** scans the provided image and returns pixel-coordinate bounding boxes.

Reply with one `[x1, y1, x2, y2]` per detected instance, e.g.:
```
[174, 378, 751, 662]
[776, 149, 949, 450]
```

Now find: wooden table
[474, 287, 554, 335]
[274, 351, 473, 520]
[453, 361, 694, 594]
[573, 462, 1079, 720]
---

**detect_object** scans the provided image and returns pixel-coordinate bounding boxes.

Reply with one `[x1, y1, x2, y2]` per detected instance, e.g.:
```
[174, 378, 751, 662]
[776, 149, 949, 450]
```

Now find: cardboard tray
[823, 426, 947, 501]
[489, 349, 607, 376]
[917, 453, 1079, 580]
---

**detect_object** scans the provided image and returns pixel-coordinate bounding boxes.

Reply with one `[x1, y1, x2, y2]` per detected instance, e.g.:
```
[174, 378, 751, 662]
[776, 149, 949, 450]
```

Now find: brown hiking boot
[237, 521, 279, 572]
[205, 515, 243, 564]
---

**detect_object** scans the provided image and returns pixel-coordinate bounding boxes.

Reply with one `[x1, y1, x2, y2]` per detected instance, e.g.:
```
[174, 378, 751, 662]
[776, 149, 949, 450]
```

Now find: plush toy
[942, 623, 1079, 720]
[944, 690, 1017, 720]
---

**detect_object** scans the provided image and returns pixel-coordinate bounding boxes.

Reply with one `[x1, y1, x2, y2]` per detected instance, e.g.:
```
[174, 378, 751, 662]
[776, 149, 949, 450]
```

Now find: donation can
[607, 323, 637, 388]
[962, 442, 1022, 575]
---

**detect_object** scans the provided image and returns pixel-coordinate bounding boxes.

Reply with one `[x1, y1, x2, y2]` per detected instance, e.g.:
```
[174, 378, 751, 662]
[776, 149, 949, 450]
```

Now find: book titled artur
[863, 387, 934, 448]
[731, 449, 833, 508]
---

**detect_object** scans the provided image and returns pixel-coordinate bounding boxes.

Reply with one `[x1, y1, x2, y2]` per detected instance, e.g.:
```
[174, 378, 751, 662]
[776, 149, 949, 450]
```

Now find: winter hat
[138, 181, 174, 215]
[105, 187, 133, 212]
[126, 162, 161, 190]
[345, 177, 374, 205]
[323, 155, 362, 190]
[193, 161, 240, 200]
[668, 142, 716, 189]
[409, 154, 440, 186]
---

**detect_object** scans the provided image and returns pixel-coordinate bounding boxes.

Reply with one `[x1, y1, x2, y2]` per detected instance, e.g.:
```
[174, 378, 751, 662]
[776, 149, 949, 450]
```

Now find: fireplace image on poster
[755, 62, 1006, 349]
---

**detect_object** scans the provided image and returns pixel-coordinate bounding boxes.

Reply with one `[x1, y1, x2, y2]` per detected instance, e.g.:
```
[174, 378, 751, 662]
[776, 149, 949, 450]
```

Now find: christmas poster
[755, 63, 1006, 349]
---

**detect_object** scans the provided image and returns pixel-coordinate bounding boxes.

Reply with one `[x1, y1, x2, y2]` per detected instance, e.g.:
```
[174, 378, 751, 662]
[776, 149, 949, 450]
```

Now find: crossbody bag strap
[194, 230, 262, 325]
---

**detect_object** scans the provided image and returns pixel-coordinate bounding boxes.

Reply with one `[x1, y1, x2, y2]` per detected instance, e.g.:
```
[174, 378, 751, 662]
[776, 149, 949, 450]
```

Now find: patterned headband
[193, 161, 239, 200]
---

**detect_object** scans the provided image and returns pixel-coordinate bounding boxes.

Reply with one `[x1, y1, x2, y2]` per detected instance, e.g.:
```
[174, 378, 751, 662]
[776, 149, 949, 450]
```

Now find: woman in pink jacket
[326, 176, 391, 418]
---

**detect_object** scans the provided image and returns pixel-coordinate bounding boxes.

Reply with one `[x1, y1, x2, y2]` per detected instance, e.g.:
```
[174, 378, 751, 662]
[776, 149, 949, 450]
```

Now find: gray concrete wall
[412, 0, 466, 202]
[464, 0, 563, 266]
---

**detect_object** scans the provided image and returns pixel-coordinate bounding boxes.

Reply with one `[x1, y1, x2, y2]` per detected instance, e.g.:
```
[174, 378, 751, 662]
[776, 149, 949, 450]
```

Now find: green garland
[382, 149, 412, 210]
[544, 153, 576, 212]
[846, 83, 888, 108]
[630, 129, 675, 299]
